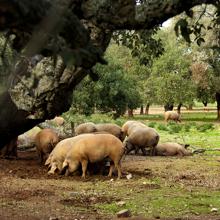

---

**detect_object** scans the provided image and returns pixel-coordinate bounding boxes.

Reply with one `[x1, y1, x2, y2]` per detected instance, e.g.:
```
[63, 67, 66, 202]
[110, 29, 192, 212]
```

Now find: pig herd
[32, 120, 192, 179]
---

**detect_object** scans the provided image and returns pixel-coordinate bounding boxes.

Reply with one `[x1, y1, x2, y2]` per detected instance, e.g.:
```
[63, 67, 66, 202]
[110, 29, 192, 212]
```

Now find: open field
[1, 109, 220, 220]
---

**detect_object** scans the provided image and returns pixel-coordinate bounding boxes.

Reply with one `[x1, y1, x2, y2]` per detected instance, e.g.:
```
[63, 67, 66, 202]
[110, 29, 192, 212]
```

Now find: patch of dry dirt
[1, 150, 220, 220]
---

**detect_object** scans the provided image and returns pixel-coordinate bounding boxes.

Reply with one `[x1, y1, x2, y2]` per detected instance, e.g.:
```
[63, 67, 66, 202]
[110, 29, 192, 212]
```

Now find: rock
[116, 201, 126, 206]
[116, 209, 131, 218]
[126, 173, 132, 180]
[211, 208, 218, 212]
[49, 216, 59, 220]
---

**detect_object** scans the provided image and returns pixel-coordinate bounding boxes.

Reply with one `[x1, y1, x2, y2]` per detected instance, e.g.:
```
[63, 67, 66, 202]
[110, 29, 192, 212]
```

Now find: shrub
[196, 123, 215, 132]
[148, 121, 157, 128]
[183, 123, 192, 132]
[157, 123, 169, 131]
[168, 123, 182, 133]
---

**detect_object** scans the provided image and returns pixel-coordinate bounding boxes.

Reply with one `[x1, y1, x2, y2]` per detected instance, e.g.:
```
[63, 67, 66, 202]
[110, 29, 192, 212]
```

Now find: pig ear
[184, 144, 190, 149]
[62, 160, 69, 169]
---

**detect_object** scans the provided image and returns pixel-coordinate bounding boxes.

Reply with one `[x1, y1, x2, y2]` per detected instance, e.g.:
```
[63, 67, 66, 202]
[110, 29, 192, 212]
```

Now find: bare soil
[1, 149, 220, 220]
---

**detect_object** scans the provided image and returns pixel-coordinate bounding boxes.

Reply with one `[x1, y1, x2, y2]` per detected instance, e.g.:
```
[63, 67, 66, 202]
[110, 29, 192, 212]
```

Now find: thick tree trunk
[177, 103, 182, 114]
[0, 0, 217, 150]
[140, 105, 144, 115]
[216, 92, 220, 121]
[128, 109, 134, 117]
[164, 103, 174, 111]
[145, 104, 150, 115]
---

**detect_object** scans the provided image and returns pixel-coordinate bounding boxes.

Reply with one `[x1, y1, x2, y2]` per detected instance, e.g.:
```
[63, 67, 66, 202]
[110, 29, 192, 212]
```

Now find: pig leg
[140, 147, 147, 156]
[114, 162, 122, 179]
[108, 161, 114, 177]
[81, 160, 88, 179]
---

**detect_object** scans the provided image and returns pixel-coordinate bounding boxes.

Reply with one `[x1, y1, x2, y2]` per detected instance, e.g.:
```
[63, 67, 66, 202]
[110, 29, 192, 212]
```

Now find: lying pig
[62, 133, 124, 179]
[164, 111, 181, 123]
[95, 123, 125, 141]
[46, 133, 95, 174]
[35, 128, 59, 163]
[155, 142, 192, 156]
[125, 127, 159, 156]
[75, 122, 97, 135]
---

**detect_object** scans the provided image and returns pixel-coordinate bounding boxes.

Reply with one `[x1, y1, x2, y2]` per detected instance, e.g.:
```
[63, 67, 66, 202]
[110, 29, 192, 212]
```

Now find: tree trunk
[177, 103, 182, 114]
[0, 0, 217, 150]
[164, 103, 174, 111]
[145, 104, 150, 115]
[216, 92, 220, 121]
[128, 109, 134, 117]
[202, 101, 208, 107]
[140, 105, 144, 115]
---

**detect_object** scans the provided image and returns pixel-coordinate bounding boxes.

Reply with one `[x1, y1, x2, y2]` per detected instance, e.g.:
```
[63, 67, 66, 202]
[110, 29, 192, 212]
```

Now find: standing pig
[155, 142, 192, 156]
[95, 123, 125, 141]
[75, 122, 97, 135]
[62, 133, 124, 179]
[46, 133, 95, 174]
[125, 127, 159, 156]
[164, 111, 181, 123]
[35, 128, 59, 163]
[122, 121, 146, 136]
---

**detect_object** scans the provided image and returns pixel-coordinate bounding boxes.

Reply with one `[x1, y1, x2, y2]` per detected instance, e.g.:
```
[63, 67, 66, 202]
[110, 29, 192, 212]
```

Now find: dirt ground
[1, 149, 220, 220]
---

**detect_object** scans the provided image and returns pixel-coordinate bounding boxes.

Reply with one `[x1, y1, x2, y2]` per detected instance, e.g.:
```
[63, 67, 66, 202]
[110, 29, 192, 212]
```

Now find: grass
[59, 108, 220, 218]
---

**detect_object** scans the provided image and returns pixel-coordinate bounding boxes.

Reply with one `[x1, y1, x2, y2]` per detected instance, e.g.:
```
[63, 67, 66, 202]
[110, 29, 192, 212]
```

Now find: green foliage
[113, 28, 164, 67]
[196, 123, 215, 132]
[71, 44, 142, 118]
[168, 122, 182, 134]
[148, 28, 196, 107]
[147, 121, 157, 128]
[157, 123, 169, 131]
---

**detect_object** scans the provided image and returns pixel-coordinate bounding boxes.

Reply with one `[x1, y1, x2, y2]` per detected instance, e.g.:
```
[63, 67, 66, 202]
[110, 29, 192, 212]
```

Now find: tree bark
[202, 101, 208, 107]
[177, 103, 182, 114]
[216, 92, 220, 121]
[164, 103, 174, 111]
[145, 104, 150, 115]
[128, 109, 134, 117]
[140, 105, 144, 115]
[0, 0, 217, 149]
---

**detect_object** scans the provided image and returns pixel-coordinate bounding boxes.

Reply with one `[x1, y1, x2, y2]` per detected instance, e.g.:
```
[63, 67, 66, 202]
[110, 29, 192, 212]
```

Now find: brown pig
[62, 133, 124, 179]
[46, 133, 95, 174]
[125, 127, 159, 156]
[155, 142, 192, 156]
[75, 122, 97, 135]
[164, 111, 181, 123]
[95, 123, 125, 141]
[35, 128, 59, 163]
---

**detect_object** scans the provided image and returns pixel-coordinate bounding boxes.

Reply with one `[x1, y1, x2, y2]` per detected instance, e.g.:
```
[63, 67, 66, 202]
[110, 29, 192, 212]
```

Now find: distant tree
[150, 28, 196, 112]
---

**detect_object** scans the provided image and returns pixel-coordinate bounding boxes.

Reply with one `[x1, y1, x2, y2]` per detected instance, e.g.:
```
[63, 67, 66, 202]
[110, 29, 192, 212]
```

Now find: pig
[155, 142, 192, 156]
[51, 116, 65, 126]
[18, 126, 42, 148]
[122, 121, 147, 136]
[95, 123, 125, 141]
[46, 133, 95, 174]
[62, 133, 124, 179]
[125, 127, 160, 156]
[75, 122, 97, 135]
[35, 128, 59, 163]
[164, 111, 181, 123]
[0, 137, 18, 158]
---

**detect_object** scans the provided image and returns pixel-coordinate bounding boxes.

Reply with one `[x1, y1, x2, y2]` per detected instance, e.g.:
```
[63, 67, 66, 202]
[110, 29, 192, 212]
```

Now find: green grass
[91, 177, 220, 218]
